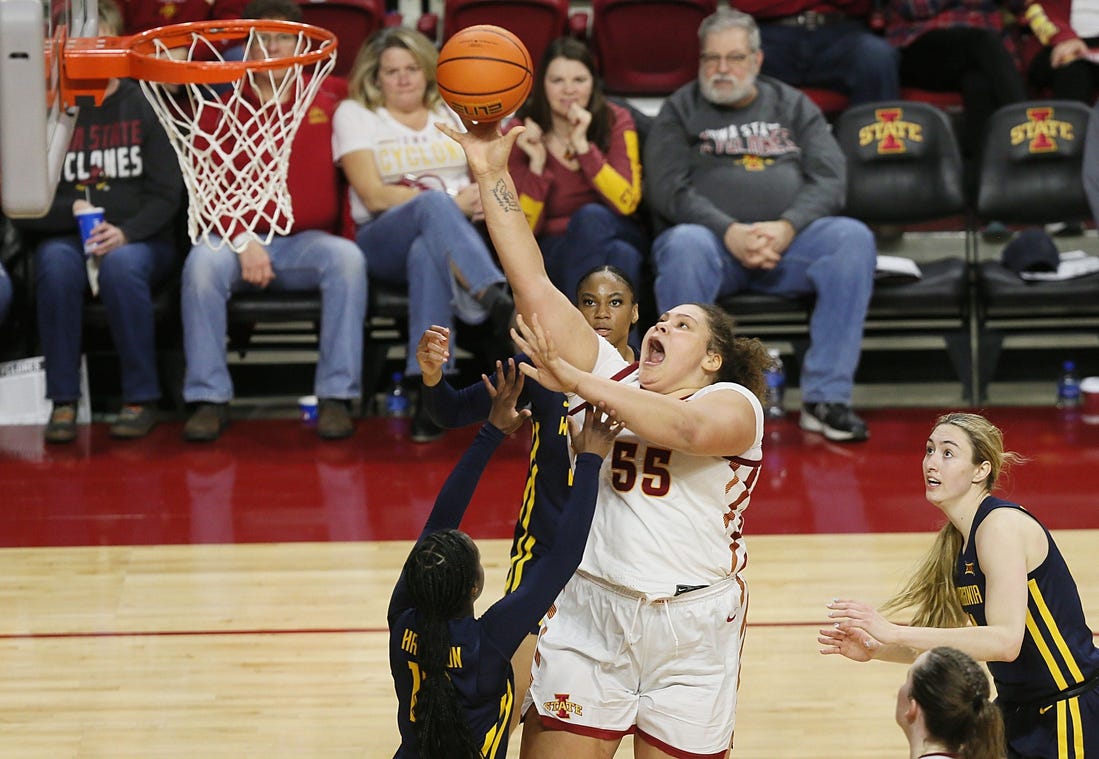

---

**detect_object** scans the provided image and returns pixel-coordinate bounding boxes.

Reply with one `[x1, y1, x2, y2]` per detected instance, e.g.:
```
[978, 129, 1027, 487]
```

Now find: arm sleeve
[575, 105, 642, 216]
[117, 105, 184, 243]
[388, 423, 507, 621]
[477, 452, 603, 656]
[421, 376, 493, 428]
[644, 92, 737, 239]
[779, 97, 846, 232]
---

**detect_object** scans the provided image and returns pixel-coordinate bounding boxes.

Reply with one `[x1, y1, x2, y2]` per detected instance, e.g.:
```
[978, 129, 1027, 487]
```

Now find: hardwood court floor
[0, 407, 1097, 758]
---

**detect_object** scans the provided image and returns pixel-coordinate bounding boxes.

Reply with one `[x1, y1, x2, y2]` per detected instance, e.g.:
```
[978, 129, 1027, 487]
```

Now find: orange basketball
[436, 25, 533, 123]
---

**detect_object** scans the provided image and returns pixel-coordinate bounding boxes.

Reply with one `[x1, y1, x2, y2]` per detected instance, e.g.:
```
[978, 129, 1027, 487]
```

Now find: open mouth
[926, 476, 941, 487]
[645, 337, 666, 365]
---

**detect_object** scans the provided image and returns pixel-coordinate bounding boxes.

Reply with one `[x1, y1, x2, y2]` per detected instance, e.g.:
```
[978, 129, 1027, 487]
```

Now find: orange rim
[60, 20, 337, 104]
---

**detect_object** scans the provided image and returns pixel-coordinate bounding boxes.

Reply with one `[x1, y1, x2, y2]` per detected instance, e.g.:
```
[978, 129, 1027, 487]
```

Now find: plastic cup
[74, 206, 105, 255]
[298, 395, 318, 425]
[1081, 377, 1099, 424]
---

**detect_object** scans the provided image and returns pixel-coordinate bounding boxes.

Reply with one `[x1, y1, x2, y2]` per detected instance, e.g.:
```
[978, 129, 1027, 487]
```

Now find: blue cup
[74, 206, 105, 255]
[298, 395, 318, 425]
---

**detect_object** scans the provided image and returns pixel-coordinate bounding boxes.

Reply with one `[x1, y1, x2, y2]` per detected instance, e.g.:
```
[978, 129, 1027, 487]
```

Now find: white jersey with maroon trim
[567, 337, 764, 597]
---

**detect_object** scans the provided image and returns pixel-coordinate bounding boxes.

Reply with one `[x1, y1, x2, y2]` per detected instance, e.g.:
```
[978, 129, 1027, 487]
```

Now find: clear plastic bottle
[384, 371, 411, 417]
[763, 348, 786, 419]
[1056, 360, 1082, 409]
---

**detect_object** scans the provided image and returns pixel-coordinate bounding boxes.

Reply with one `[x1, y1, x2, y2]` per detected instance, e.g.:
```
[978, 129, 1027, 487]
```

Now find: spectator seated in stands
[503, 36, 647, 302]
[181, 0, 367, 443]
[14, 0, 183, 444]
[645, 7, 876, 443]
[884, 0, 1027, 230]
[331, 27, 513, 444]
[736, 0, 900, 106]
[1023, 1, 1099, 105]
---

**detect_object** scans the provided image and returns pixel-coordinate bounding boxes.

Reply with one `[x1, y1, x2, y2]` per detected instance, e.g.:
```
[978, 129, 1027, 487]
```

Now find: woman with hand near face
[505, 37, 646, 303]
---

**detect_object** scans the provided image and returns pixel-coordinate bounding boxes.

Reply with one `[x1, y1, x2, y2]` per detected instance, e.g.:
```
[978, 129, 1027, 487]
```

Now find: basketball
[436, 25, 533, 123]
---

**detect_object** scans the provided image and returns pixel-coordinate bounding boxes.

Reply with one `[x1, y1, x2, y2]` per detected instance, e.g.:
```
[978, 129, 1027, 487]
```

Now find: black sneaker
[800, 402, 869, 443]
[44, 402, 78, 444]
[410, 401, 444, 444]
[316, 398, 354, 440]
[183, 402, 230, 442]
[109, 404, 158, 439]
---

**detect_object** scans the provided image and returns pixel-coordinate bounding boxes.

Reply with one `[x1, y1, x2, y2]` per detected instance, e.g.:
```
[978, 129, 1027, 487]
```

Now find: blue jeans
[355, 191, 505, 376]
[0, 260, 11, 325]
[759, 20, 899, 106]
[652, 217, 876, 404]
[182, 230, 367, 402]
[538, 203, 647, 300]
[35, 235, 175, 403]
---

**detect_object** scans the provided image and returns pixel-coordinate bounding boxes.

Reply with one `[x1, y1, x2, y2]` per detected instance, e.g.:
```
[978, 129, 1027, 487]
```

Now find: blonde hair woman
[332, 27, 513, 442]
[822, 412, 1099, 758]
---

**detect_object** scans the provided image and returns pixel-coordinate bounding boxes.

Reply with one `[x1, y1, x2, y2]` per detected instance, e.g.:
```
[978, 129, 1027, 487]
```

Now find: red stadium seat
[297, 0, 387, 78]
[591, 0, 718, 95]
[440, 0, 579, 69]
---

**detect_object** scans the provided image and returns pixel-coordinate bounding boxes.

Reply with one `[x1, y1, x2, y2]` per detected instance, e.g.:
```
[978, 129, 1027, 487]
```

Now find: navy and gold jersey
[955, 496, 1099, 757]
[421, 356, 574, 595]
[388, 424, 603, 758]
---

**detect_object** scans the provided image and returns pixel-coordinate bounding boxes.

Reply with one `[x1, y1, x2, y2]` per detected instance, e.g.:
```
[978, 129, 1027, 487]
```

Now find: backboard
[0, 0, 98, 218]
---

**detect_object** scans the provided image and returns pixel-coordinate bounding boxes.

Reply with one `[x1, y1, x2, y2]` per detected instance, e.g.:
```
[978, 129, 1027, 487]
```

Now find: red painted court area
[2, 406, 1098, 548]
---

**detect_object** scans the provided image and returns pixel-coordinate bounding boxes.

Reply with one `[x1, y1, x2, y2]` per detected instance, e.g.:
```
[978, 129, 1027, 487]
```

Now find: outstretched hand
[435, 121, 524, 180]
[817, 622, 882, 662]
[826, 598, 896, 644]
[485, 358, 531, 435]
[510, 313, 584, 395]
[568, 402, 623, 460]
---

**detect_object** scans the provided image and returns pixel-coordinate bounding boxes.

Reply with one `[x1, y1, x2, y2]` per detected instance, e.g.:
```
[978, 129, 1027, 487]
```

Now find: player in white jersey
[439, 121, 771, 759]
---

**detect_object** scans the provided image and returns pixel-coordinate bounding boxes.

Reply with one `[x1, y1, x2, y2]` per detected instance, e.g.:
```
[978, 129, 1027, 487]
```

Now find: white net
[137, 26, 337, 252]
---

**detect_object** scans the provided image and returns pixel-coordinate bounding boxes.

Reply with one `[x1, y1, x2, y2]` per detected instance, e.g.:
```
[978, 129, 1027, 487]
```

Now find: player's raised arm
[437, 121, 599, 373]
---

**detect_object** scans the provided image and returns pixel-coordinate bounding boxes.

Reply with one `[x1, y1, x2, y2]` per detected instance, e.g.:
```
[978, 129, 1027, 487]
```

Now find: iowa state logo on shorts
[544, 693, 583, 719]
[857, 107, 924, 154]
[1009, 107, 1075, 153]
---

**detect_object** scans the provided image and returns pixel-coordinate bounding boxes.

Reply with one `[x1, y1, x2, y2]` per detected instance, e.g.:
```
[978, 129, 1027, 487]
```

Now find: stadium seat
[439, 0, 581, 70]
[718, 100, 974, 398]
[297, 0, 387, 78]
[591, 0, 718, 95]
[973, 100, 1098, 397]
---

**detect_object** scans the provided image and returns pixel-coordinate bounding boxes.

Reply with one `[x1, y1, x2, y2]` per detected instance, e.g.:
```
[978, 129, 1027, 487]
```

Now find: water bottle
[1056, 360, 1082, 409]
[763, 348, 786, 419]
[385, 371, 411, 417]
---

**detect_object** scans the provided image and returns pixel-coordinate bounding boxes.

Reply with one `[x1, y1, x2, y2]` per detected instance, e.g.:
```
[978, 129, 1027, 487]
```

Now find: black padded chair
[973, 100, 1099, 396]
[720, 100, 974, 398]
[224, 277, 410, 410]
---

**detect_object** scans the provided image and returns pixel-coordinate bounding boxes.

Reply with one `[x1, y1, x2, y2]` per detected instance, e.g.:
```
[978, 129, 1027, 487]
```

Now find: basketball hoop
[60, 20, 338, 251]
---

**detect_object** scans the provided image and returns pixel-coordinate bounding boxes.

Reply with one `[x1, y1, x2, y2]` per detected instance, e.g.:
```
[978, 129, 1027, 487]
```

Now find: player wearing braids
[389, 361, 621, 759]
[415, 264, 640, 733]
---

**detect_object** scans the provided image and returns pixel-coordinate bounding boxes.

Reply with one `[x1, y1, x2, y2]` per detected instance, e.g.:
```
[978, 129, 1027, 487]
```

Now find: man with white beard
[644, 7, 877, 443]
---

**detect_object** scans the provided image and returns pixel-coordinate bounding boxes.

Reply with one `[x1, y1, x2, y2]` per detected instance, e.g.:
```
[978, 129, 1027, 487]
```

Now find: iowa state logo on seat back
[1009, 107, 1076, 153]
[857, 108, 924, 154]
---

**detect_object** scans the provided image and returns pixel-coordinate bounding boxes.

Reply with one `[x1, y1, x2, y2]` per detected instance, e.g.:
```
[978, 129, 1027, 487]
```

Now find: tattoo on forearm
[491, 179, 522, 212]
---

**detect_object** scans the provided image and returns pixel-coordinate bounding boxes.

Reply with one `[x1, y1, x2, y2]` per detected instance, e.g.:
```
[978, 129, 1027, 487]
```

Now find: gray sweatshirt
[644, 75, 846, 238]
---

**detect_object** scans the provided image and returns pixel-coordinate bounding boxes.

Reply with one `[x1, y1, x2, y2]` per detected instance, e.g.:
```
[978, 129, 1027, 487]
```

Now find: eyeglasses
[699, 52, 754, 68]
